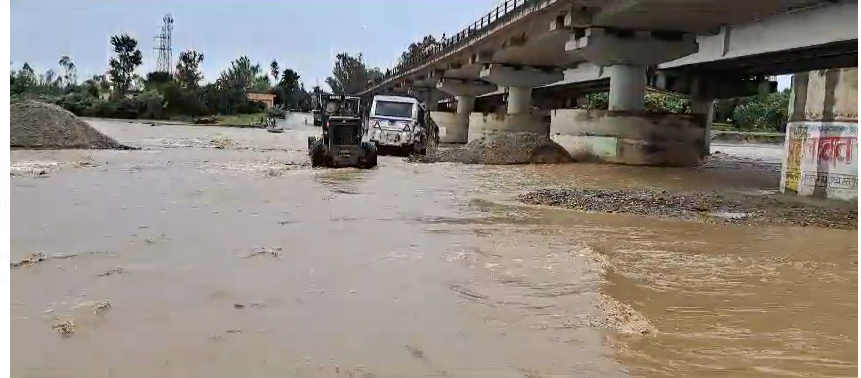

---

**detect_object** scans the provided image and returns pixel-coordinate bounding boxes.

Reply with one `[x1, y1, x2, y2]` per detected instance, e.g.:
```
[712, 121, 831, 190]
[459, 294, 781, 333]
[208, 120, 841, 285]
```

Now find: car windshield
[374, 101, 414, 119]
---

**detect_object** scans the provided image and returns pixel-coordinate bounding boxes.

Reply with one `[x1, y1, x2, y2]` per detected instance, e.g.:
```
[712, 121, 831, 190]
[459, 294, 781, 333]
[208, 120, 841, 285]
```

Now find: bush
[731, 92, 789, 131]
[134, 90, 166, 119]
[237, 99, 266, 114]
[267, 106, 286, 118]
[583, 91, 689, 113]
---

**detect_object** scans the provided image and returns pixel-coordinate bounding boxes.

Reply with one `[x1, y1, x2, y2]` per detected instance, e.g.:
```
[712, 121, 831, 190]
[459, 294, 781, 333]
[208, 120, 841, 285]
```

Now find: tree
[275, 68, 302, 107]
[399, 35, 438, 66]
[251, 75, 271, 93]
[107, 34, 143, 96]
[325, 52, 380, 95]
[175, 50, 205, 90]
[270, 60, 280, 82]
[58, 55, 77, 86]
[219, 56, 262, 92]
[11, 63, 36, 95]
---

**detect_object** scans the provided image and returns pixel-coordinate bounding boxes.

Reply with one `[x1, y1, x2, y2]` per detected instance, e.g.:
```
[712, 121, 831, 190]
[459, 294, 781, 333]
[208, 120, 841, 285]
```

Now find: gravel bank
[411, 132, 573, 165]
[516, 188, 857, 230]
[11, 101, 136, 150]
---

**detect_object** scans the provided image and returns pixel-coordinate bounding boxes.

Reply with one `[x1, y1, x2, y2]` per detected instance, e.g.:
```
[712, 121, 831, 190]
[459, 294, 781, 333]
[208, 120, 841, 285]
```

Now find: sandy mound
[413, 132, 572, 165]
[11, 101, 134, 150]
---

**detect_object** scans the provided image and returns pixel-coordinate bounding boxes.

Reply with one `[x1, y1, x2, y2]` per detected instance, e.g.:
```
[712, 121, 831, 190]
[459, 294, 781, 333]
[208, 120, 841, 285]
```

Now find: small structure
[247, 93, 276, 109]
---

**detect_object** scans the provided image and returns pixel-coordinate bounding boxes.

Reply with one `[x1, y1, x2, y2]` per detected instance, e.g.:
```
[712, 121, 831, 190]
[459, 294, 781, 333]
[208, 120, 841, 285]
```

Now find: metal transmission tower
[153, 14, 174, 74]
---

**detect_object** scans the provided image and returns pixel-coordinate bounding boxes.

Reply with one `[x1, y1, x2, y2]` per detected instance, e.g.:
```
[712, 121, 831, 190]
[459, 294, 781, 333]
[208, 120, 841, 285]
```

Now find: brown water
[11, 117, 858, 377]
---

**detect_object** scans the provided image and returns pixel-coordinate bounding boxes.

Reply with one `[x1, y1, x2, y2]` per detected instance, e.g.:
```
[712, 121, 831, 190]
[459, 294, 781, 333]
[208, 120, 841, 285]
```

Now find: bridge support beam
[436, 78, 497, 143]
[475, 64, 563, 139]
[567, 27, 698, 112]
[409, 87, 444, 111]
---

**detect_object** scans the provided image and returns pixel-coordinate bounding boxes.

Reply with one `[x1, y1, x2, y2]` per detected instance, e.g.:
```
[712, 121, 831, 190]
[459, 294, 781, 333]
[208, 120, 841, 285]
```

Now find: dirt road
[11, 115, 857, 377]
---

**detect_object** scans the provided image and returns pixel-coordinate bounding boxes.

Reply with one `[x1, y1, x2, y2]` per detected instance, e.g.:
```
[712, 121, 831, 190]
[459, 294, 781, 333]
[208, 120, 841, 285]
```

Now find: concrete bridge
[355, 0, 857, 170]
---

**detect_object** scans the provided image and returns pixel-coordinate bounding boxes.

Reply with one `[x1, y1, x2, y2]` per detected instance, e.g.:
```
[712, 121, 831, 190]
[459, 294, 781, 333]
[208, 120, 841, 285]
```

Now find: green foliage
[107, 34, 143, 96]
[326, 52, 382, 95]
[644, 92, 689, 113]
[58, 56, 76, 86]
[730, 92, 789, 131]
[13, 37, 312, 119]
[582, 89, 790, 132]
[270, 60, 280, 82]
[399, 35, 438, 65]
[583, 91, 689, 113]
[175, 50, 205, 90]
[583, 93, 608, 110]
[267, 106, 286, 118]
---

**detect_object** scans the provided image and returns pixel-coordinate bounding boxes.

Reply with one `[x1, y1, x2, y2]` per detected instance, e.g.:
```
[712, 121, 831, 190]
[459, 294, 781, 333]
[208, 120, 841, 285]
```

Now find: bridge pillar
[607, 64, 647, 111]
[507, 87, 532, 114]
[475, 64, 563, 140]
[567, 27, 698, 111]
[780, 67, 858, 201]
[436, 78, 497, 143]
[690, 96, 714, 156]
[557, 28, 708, 166]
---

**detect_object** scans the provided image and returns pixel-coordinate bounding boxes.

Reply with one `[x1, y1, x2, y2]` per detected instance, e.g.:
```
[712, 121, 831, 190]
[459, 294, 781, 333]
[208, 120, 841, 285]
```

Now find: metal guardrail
[357, 0, 538, 94]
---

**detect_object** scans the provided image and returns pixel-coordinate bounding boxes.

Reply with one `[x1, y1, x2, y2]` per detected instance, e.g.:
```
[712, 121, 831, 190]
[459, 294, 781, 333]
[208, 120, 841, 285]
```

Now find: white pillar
[450, 95, 475, 143]
[506, 87, 532, 115]
[607, 64, 646, 111]
[690, 95, 715, 157]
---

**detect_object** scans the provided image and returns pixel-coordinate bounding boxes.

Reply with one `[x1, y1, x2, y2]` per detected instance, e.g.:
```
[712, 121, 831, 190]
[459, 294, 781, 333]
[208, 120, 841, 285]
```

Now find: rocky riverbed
[516, 188, 858, 230]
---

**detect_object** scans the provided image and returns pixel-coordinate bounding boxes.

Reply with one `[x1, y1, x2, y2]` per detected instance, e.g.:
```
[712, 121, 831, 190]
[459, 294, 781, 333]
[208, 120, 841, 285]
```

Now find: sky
[11, 0, 499, 90]
[11, 0, 789, 91]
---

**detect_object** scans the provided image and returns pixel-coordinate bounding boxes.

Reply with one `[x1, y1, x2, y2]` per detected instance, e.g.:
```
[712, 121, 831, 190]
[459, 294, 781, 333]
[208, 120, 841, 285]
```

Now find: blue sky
[11, 0, 499, 90]
[11, 0, 789, 91]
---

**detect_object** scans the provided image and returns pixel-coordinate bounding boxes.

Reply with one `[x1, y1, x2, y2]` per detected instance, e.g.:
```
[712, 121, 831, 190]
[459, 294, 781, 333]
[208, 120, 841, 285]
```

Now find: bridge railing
[358, 0, 536, 94]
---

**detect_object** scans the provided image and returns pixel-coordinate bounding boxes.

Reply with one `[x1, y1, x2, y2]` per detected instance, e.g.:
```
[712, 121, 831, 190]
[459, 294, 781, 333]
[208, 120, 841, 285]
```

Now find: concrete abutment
[551, 109, 706, 167]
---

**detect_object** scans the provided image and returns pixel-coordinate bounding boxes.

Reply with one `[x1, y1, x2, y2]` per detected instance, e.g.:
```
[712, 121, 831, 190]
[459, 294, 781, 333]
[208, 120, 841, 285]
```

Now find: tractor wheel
[309, 141, 326, 168]
[360, 142, 378, 169]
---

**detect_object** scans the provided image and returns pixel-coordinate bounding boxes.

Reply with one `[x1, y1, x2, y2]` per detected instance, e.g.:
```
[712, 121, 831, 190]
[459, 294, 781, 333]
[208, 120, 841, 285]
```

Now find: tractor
[307, 93, 378, 169]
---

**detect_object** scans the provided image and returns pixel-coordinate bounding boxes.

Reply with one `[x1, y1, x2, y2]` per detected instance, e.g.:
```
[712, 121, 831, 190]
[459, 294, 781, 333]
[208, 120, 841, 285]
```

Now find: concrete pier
[436, 78, 496, 143]
[780, 67, 858, 201]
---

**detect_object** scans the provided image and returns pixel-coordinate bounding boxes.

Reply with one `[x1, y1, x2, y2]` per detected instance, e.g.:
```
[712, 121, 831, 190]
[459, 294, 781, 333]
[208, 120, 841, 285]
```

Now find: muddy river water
[11, 115, 857, 377]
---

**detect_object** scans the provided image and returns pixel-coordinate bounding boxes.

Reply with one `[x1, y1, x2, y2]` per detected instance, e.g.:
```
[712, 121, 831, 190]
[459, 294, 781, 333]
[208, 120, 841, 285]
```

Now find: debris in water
[210, 136, 236, 150]
[233, 303, 245, 309]
[51, 253, 80, 260]
[51, 320, 75, 337]
[243, 246, 282, 258]
[405, 345, 426, 359]
[593, 295, 656, 336]
[93, 300, 112, 315]
[11, 252, 47, 268]
[98, 268, 124, 277]
[226, 329, 242, 334]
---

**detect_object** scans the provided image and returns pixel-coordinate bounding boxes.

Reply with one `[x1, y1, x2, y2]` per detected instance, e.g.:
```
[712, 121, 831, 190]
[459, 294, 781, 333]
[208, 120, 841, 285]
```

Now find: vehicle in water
[312, 109, 322, 126]
[307, 93, 377, 168]
[366, 95, 428, 156]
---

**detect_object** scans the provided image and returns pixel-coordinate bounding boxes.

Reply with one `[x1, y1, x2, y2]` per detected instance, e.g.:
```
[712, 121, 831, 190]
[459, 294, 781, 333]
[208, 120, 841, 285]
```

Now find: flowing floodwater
[11, 116, 857, 377]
